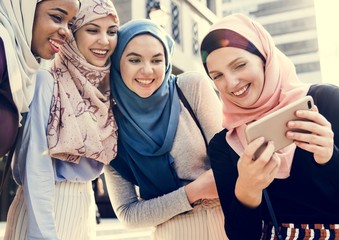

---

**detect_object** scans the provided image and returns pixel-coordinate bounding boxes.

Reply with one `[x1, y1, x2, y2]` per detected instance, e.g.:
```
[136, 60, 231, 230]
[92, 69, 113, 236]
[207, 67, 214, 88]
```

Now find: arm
[209, 130, 263, 240]
[175, 72, 223, 203]
[302, 85, 339, 170]
[286, 85, 339, 165]
[16, 70, 59, 239]
[176, 71, 222, 142]
[104, 165, 193, 228]
[0, 37, 18, 157]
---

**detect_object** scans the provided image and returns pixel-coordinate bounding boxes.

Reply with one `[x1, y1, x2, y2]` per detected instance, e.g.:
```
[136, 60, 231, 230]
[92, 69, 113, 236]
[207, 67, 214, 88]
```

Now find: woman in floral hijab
[4, 1, 119, 239]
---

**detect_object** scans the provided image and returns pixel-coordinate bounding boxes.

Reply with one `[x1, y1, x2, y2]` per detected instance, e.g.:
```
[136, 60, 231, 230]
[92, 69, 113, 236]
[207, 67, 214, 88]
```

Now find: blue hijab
[110, 19, 181, 200]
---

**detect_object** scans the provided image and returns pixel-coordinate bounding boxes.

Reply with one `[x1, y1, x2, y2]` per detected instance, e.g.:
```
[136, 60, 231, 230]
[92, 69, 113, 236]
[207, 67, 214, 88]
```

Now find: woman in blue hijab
[105, 19, 228, 240]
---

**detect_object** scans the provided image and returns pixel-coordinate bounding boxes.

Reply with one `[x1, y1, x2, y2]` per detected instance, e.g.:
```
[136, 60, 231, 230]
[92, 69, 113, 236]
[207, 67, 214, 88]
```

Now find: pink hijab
[201, 13, 311, 178]
[47, 0, 119, 164]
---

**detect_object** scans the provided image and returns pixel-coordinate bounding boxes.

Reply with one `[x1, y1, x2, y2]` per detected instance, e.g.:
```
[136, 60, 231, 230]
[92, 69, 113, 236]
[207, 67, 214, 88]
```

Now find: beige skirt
[152, 198, 228, 240]
[4, 181, 96, 240]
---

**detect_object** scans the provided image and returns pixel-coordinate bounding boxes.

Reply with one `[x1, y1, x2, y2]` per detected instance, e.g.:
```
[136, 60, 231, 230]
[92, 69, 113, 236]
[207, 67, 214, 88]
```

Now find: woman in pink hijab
[5, 0, 119, 239]
[201, 13, 339, 239]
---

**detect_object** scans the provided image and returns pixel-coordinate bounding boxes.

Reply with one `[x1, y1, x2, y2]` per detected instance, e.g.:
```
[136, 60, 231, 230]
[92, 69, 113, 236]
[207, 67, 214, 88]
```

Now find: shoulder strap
[175, 77, 208, 148]
[263, 189, 283, 240]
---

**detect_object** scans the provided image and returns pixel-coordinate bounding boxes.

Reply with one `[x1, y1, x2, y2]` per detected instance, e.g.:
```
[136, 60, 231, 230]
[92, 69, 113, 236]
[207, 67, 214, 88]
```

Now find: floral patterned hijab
[47, 0, 119, 164]
[201, 14, 311, 178]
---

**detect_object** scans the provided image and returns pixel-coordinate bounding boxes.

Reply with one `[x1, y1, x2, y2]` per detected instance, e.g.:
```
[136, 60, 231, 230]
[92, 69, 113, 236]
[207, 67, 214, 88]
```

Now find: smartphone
[245, 95, 314, 159]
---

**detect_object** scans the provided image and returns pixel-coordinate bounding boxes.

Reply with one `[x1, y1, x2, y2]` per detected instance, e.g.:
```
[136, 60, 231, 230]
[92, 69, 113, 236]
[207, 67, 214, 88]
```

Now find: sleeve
[209, 130, 263, 240]
[0, 37, 6, 82]
[16, 69, 59, 239]
[103, 165, 193, 228]
[176, 71, 223, 142]
[0, 37, 18, 157]
[103, 72, 221, 229]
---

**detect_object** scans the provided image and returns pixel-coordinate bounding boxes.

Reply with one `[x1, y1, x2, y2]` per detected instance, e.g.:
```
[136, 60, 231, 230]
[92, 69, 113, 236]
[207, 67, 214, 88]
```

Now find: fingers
[264, 153, 281, 180]
[238, 140, 278, 186]
[242, 137, 265, 162]
[286, 105, 334, 164]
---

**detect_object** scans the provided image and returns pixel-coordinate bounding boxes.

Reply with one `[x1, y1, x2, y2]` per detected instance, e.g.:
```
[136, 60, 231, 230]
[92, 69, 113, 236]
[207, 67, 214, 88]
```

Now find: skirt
[262, 222, 339, 240]
[152, 198, 228, 240]
[4, 181, 96, 240]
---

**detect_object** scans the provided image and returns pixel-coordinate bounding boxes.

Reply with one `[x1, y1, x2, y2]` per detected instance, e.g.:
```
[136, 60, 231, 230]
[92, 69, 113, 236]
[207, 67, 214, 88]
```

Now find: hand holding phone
[245, 96, 314, 159]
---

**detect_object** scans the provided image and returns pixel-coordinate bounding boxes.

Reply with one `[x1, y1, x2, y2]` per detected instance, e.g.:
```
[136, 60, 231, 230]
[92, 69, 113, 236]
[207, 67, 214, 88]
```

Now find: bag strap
[175, 77, 207, 148]
[263, 189, 283, 240]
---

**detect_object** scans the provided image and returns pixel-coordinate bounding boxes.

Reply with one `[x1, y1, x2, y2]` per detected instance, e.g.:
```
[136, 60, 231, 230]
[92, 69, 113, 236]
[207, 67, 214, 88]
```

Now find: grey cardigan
[104, 71, 222, 228]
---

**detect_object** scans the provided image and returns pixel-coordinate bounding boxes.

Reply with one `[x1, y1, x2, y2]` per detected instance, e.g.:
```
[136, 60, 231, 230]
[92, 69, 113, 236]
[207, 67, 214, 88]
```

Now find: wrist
[235, 180, 262, 208]
[184, 182, 199, 204]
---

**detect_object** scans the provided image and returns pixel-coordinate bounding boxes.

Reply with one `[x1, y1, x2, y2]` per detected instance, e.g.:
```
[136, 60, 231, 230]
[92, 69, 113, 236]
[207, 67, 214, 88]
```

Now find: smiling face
[74, 15, 118, 67]
[31, 0, 79, 59]
[206, 47, 265, 108]
[120, 34, 166, 98]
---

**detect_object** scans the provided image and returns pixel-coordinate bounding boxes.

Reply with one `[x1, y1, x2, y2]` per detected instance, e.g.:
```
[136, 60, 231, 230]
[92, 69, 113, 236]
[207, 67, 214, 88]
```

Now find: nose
[98, 34, 109, 45]
[141, 62, 153, 74]
[58, 24, 72, 41]
[224, 72, 240, 89]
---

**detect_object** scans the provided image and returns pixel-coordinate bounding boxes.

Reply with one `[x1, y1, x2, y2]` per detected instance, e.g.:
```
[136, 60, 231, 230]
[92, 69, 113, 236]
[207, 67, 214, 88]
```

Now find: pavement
[0, 218, 153, 240]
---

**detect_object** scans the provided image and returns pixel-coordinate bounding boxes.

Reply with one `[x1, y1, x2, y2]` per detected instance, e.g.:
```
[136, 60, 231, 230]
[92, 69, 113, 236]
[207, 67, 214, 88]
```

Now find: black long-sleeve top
[209, 84, 339, 240]
[0, 37, 19, 157]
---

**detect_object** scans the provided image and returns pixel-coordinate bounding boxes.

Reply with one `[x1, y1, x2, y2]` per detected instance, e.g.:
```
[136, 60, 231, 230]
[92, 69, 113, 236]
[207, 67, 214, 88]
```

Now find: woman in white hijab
[4, 0, 119, 239]
[0, 0, 79, 157]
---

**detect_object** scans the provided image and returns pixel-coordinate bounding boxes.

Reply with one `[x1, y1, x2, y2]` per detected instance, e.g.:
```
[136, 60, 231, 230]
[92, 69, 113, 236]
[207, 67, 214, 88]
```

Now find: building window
[171, 2, 180, 44]
[263, 17, 317, 36]
[295, 62, 320, 74]
[192, 21, 199, 55]
[146, 0, 157, 18]
[222, 10, 232, 17]
[276, 39, 319, 56]
[250, 0, 314, 17]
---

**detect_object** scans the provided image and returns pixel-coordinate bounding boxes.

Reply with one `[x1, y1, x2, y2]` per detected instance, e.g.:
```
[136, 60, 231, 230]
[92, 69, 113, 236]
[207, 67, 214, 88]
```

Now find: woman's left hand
[286, 105, 334, 164]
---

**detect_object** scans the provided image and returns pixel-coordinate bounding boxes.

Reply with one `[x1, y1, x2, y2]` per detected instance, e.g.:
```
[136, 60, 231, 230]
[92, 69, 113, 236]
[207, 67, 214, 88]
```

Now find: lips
[92, 49, 108, 55]
[49, 38, 65, 54]
[91, 49, 109, 59]
[233, 84, 249, 96]
[135, 78, 154, 85]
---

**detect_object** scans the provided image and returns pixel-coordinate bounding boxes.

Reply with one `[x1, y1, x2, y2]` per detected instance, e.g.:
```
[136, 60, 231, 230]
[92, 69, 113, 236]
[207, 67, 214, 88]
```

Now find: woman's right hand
[235, 137, 280, 208]
[184, 169, 219, 204]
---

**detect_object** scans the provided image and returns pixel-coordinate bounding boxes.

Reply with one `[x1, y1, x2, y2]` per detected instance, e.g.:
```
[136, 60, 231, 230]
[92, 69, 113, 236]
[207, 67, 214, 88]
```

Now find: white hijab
[0, 0, 42, 124]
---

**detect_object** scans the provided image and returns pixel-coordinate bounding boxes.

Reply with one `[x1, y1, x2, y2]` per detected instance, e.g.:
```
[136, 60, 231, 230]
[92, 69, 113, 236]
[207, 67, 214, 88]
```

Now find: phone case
[245, 95, 314, 159]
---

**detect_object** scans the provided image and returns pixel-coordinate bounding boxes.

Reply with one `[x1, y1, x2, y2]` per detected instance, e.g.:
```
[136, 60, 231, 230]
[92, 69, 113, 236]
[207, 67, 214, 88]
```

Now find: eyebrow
[50, 7, 77, 21]
[85, 23, 118, 28]
[208, 57, 243, 75]
[126, 52, 164, 58]
[51, 7, 68, 15]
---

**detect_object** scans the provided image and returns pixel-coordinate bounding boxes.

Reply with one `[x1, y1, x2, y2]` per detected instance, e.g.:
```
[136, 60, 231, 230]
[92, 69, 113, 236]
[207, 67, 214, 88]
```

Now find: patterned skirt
[262, 223, 339, 240]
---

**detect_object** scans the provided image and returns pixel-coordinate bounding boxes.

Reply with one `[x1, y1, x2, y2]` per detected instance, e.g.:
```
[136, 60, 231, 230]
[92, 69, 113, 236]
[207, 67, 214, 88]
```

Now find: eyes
[128, 58, 164, 64]
[49, 14, 74, 30]
[210, 62, 247, 81]
[85, 26, 118, 36]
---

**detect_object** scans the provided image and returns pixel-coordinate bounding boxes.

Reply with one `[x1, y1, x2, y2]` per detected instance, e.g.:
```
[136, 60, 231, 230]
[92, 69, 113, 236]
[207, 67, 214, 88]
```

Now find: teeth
[49, 39, 61, 49]
[136, 79, 153, 85]
[233, 84, 249, 96]
[92, 49, 108, 55]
